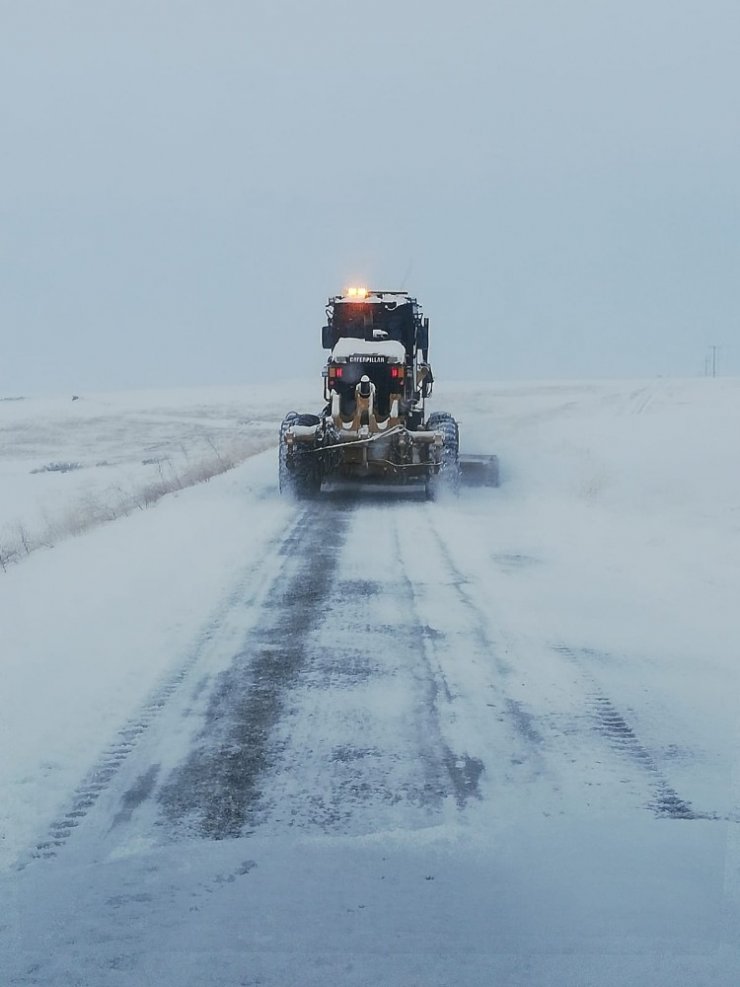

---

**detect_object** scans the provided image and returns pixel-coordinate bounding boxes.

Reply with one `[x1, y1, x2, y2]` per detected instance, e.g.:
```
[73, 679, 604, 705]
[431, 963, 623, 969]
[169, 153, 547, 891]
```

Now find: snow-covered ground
[0, 382, 315, 566]
[1, 377, 739, 985]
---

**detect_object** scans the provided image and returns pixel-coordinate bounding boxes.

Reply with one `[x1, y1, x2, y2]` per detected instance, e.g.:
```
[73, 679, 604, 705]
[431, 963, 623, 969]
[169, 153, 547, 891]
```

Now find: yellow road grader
[279, 288, 499, 498]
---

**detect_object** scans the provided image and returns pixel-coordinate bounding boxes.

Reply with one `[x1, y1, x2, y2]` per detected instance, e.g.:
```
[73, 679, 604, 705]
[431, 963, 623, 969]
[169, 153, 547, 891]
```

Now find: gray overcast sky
[1, 0, 739, 392]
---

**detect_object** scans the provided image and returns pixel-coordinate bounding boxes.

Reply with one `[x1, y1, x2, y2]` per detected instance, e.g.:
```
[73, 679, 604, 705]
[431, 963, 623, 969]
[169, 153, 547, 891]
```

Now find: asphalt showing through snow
[23, 490, 723, 870]
[6, 489, 740, 987]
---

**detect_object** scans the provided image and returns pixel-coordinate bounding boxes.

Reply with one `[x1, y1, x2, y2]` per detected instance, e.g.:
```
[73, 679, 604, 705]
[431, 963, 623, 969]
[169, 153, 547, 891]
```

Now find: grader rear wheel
[278, 413, 322, 499]
[425, 411, 460, 500]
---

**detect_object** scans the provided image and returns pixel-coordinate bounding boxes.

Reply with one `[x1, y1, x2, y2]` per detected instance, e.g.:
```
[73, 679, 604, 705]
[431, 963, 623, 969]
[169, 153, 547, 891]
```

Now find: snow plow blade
[459, 454, 500, 487]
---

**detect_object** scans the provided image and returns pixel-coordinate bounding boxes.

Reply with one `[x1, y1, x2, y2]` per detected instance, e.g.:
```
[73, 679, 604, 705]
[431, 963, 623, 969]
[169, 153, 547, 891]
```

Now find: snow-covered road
[2, 378, 740, 985]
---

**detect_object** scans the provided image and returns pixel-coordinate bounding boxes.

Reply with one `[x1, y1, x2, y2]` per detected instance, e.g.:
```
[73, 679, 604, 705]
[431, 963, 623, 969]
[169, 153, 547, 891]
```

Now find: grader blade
[459, 453, 500, 487]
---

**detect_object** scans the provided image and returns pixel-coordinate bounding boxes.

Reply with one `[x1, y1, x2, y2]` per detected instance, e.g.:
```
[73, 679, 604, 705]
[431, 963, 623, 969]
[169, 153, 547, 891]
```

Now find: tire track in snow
[407, 509, 720, 821]
[423, 518, 549, 759]
[553, 646, 717, 820]
[193, 496, 488, 837]
[389, 516, 486, 809]
[628, 386, 654, 415]
[24, 493, 499, 863]
[157, 501, 356, 839]
[394, 508, 553, 797]
[20, 508, 312, 867]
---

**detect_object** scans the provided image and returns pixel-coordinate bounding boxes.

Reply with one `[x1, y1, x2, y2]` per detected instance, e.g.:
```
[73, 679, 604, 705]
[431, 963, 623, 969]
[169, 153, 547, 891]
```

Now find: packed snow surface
[1, 376, 739, 986]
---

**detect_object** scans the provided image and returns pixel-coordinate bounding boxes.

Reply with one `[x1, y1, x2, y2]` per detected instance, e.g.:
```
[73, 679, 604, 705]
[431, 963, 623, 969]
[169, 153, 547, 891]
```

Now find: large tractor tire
[425, 411, 460, 500]
[278, 413, 322, 499]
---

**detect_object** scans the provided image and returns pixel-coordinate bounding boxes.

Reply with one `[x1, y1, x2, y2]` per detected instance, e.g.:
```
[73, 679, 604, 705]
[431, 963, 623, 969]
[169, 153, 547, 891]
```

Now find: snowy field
[1, 376, 739, 986]
[0, 382, 315, 567]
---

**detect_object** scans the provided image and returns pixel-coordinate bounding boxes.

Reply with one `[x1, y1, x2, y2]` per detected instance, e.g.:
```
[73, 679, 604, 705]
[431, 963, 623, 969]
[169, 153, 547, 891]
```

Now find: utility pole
[707, 345, 720, 378]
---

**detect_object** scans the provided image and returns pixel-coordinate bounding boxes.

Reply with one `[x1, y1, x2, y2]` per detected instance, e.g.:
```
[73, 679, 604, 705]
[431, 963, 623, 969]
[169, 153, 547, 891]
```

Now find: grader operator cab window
[333, 304, 374, 339]
[324, 294, 417, 352]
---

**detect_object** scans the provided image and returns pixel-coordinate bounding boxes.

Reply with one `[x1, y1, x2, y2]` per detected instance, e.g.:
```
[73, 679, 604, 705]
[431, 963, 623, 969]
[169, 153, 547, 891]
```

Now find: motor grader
[279, 288, 498, 498]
